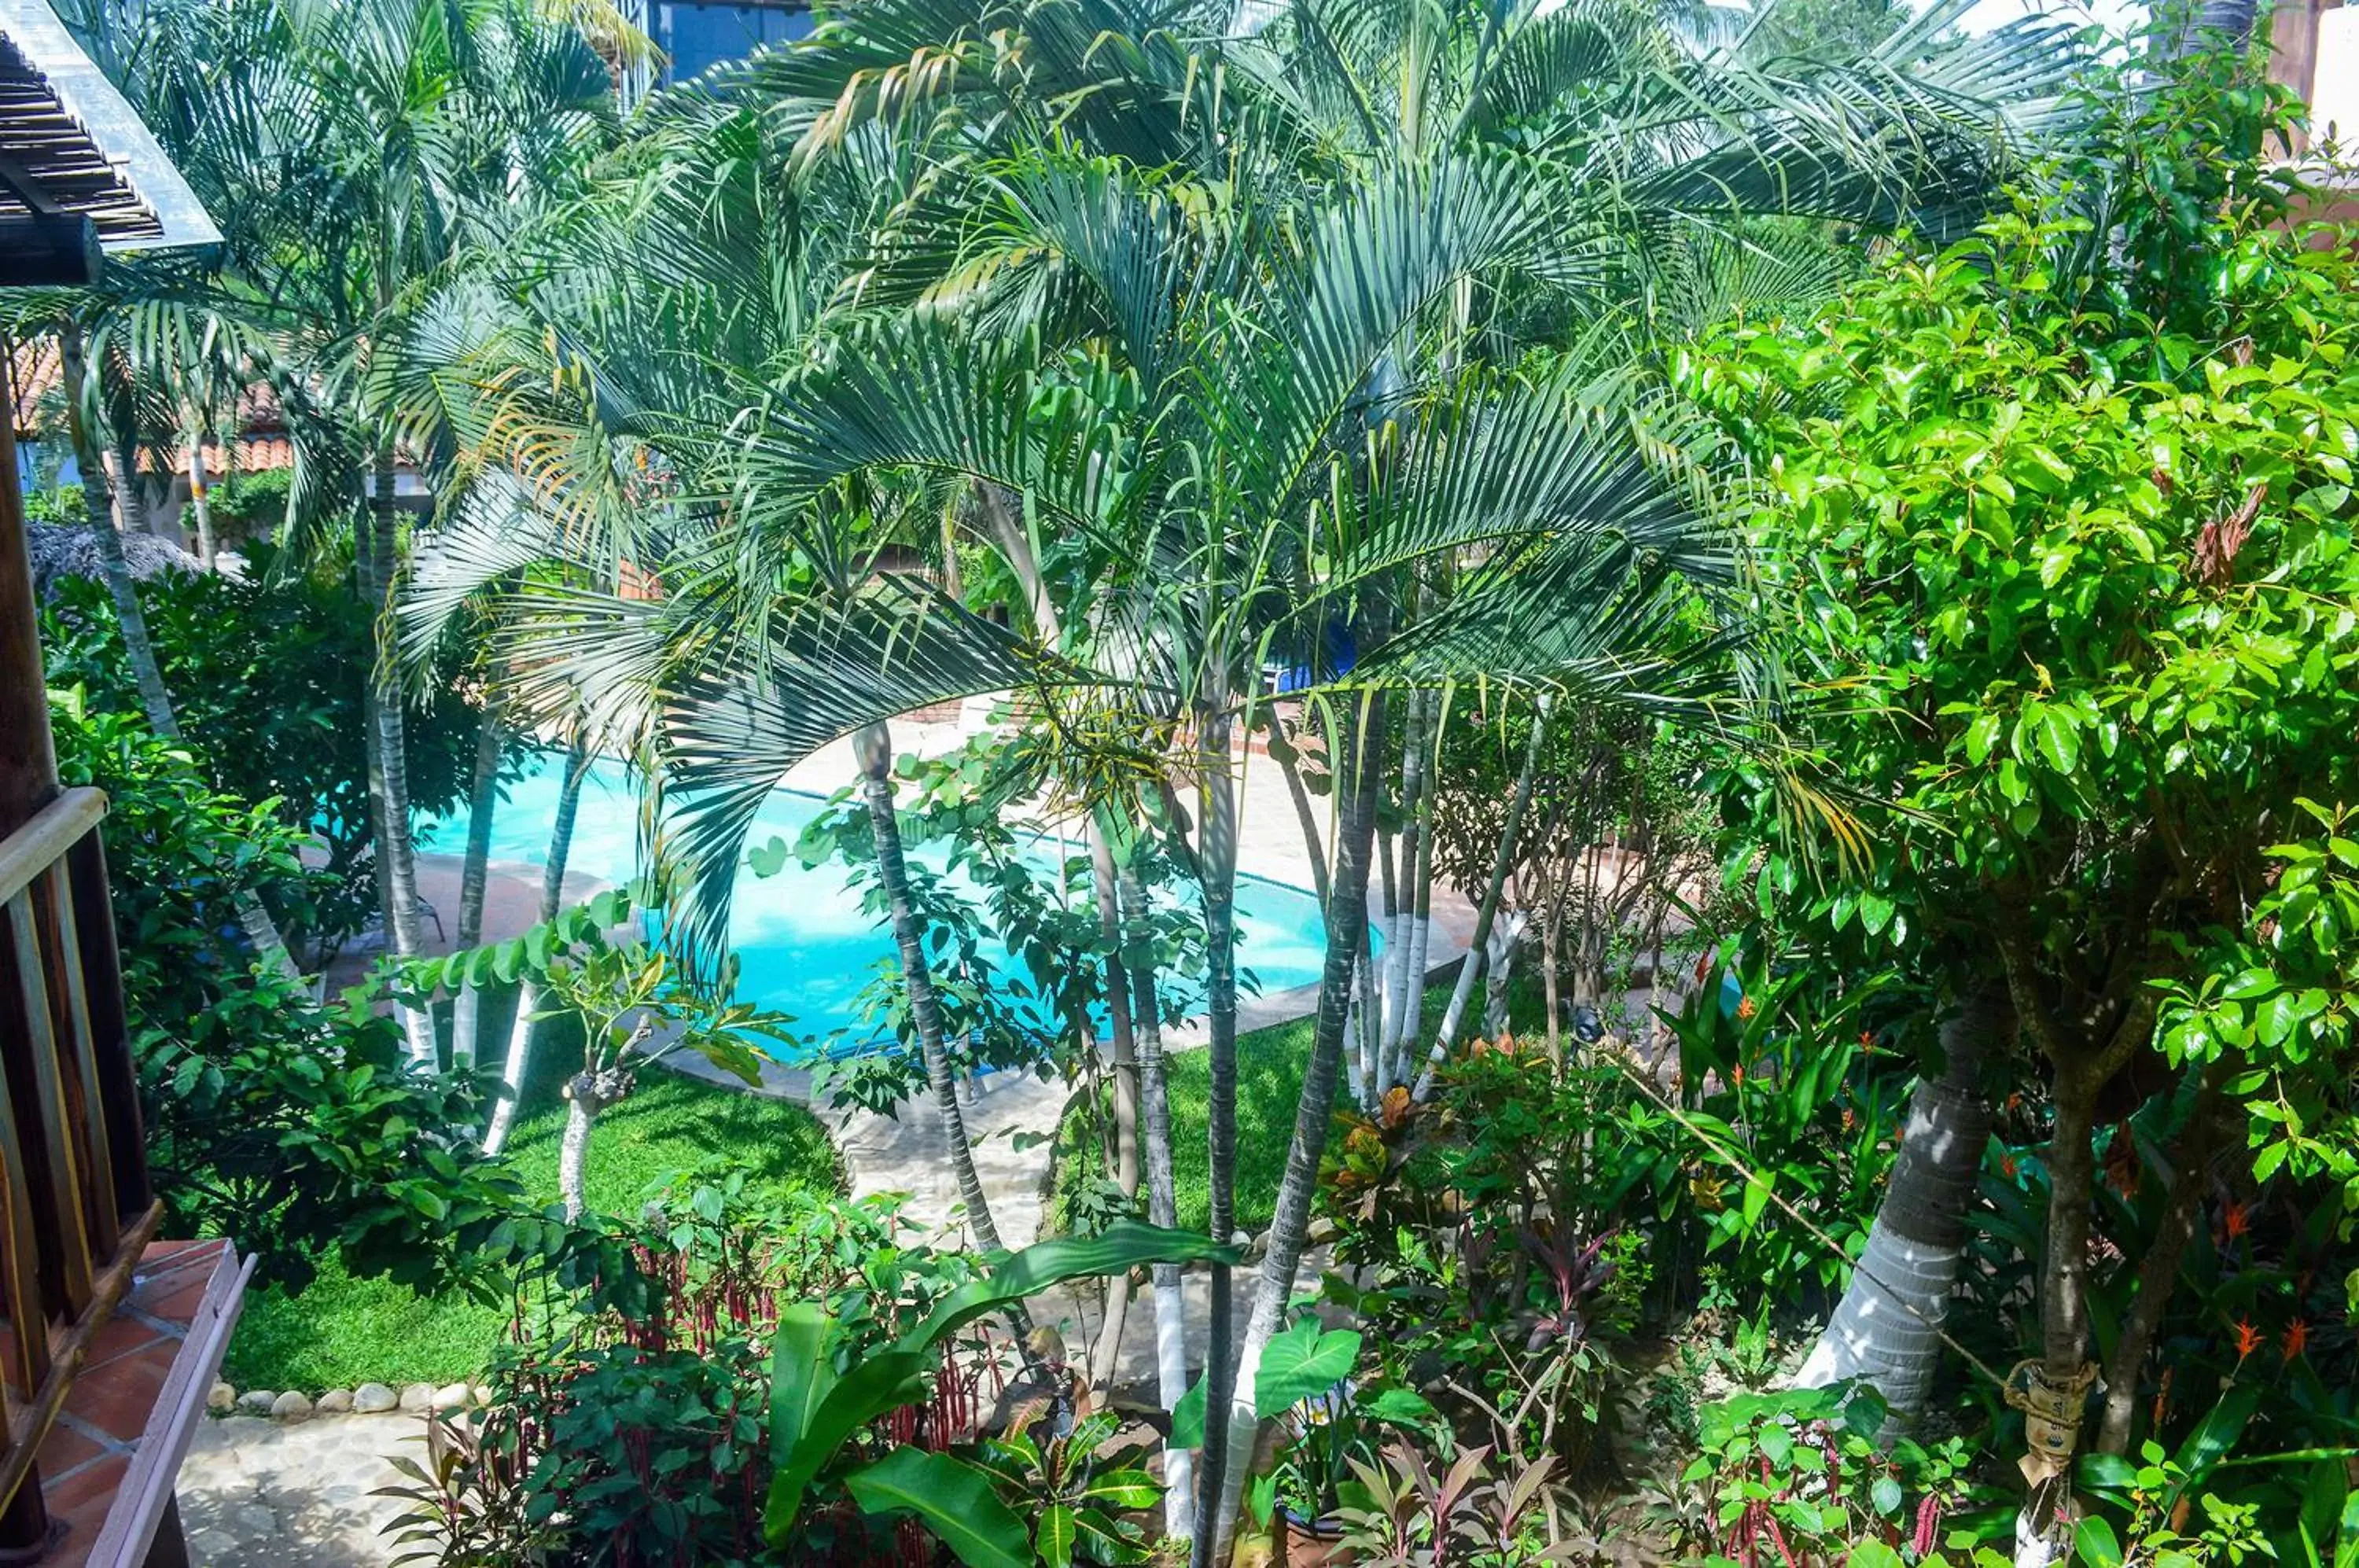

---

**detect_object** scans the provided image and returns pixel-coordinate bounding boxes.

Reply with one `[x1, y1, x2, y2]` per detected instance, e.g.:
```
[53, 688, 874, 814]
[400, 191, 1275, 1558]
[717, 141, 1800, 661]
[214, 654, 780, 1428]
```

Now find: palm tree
[394, 0, 2084, 1554]
[115, 0, 616, 1064]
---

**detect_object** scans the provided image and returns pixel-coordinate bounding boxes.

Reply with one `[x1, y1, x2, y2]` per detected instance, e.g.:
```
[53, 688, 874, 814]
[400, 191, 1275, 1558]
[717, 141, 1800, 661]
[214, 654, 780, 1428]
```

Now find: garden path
[177, 1405, 420, 1566]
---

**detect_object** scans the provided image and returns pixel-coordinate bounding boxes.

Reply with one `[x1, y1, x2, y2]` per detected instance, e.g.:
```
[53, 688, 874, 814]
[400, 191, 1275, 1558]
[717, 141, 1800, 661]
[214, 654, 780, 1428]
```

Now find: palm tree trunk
[1415, 695, 1548, 1099]
[1795, 986, 2002, 1422]
[1390, 700, 1439, 1089]
[359, 447, 435, 1066]
[1192, 702, 1240, 1568]
[856, 722, 1007, 1252]
[1120, 859, 1194, 1544]
[1378, 690, 1430, 1067]
[450, 704, 502, 1070]
[1087, 819, 1143, 1391]
[484, 737, 586, 1154]
[1209, 690, 1385, 1562]
[58, 328, 297, 980]
[183, 423, 215, 567]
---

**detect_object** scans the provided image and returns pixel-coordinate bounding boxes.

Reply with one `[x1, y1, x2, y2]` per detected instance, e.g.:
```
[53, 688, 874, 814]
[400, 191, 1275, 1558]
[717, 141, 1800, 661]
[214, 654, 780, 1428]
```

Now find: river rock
[235, 1390, 278, 1415]
[270, 1390, 313, 1422]
[206, 1382, 235, 1413]
[315, 1388, 355, 1414]
[432, 1382, 470, 1410]
[353, 1382, 399, 1413]
[399, 1383, 434, 1413]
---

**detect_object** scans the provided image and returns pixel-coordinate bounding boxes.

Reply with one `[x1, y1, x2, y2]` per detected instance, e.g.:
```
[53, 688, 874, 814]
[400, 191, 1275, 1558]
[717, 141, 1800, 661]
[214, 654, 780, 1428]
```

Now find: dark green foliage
[49, 689, 525, 1294]
[39, 545, 496, 950]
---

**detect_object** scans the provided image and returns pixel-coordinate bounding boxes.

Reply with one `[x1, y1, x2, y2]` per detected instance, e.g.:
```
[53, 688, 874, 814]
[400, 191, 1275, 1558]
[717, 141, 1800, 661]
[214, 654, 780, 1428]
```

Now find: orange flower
[2233, 1319, 2263, 1363]
[2224, 1200, 2251, 1241]
[1842, 1107, 1857, 1133]
[1731, 1065, 1746, 1087]
[1857, 1030, 1877, 1051]
[2284, 1320, 2310, 1363]
[1735, 996, 1757, 1020]
[2000, 1154, 2020, 1179]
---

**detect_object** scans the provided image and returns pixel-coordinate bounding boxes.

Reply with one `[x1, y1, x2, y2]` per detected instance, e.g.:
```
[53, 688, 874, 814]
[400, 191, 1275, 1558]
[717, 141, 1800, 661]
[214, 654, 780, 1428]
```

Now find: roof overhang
[0, 0, 218, 283]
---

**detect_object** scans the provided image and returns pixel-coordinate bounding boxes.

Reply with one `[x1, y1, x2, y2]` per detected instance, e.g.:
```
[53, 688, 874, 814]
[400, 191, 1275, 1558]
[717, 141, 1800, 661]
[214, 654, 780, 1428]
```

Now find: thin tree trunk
[1272, 722, 1330, 908]
[1087, 819, 1142, 1391]
[1796, 987, 2002, 1422]
[360, 447, 435, 1065]
[1415, 695, 1548, 1099]
[484, 737, 586, 1154]
[450, 704, 503, 1071]
[1209, 690, 1385, 1562]
[558, 1090, 596, 1220]
[1482, 914, 1518, 1039]
[857, 722, 1007, 1252]
[2096, 1066, 2224, 1456]
[1378, 690, 1429, 1067]
[1540, 895, 1564, 1064]
[1193, 701, 1240, 1568]
[1121, 860, 1194, 1544]
[184, 424, 215, 567]
[2016, 1069, 2103, 1566]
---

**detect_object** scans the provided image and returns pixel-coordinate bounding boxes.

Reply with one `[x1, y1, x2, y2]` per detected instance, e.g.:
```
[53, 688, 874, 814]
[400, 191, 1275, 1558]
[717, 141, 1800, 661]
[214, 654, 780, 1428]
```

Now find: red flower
[2233, 1318, 2263, 1363]
[2284, 1319, 2310, 1362]
[1732, 1065, 1746, 1087]
[2224, 1201, 2251, 1241]
[2000, 1154, 2020, 1180]
[1736, 996, 1758, 1020]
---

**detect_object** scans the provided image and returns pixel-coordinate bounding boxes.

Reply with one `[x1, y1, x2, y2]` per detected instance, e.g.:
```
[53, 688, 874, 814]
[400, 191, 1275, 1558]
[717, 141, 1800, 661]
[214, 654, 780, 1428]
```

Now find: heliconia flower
[2000, 1154, 2020, 1179]
[2284, 1319, 2310, 1362]
[1735, 996, 1758, 1020]
[1732, 1065, 1746, 1086]
[2234, 1318, 2263, 1362]
[1842, 1107, 1857, 1133]
[1857, 1030, 1876, 1050]
[2225, 1200, 2251, 1240]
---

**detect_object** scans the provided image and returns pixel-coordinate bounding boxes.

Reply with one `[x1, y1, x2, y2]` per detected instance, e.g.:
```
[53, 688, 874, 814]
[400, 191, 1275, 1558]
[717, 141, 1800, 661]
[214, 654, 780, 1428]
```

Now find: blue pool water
[415, 752, 1341, 1055]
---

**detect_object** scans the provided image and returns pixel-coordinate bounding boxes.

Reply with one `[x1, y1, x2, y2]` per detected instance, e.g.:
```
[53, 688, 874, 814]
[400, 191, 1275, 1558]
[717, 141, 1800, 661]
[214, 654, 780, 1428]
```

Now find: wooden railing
[0, 786, 160, 1522]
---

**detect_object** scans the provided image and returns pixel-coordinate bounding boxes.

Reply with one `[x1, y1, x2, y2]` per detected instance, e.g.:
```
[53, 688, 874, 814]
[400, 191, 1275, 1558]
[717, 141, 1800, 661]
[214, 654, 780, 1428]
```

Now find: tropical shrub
[50, 687, 530, 1292]
[41, 544, 494, 951]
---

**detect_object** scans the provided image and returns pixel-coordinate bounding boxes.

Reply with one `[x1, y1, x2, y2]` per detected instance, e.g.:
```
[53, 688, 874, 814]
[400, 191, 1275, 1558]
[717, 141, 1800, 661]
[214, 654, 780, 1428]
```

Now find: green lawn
[224, 989, 842, 1393]
[1053, 973, 1554, 1236]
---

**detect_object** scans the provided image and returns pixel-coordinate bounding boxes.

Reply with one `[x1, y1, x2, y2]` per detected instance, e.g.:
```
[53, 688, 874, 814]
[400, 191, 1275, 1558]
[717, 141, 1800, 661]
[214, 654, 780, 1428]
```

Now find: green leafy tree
[1689, 50, 2359, 1549]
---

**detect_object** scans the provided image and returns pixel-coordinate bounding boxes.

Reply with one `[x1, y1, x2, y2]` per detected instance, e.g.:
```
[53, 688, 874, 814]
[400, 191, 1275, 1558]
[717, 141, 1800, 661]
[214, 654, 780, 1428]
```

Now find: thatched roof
[27, 521, 199, 598]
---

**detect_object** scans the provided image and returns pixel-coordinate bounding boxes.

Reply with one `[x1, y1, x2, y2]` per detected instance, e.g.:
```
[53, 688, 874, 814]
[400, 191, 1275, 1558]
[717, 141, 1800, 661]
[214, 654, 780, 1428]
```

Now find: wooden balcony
[0, 789, 247, 1566]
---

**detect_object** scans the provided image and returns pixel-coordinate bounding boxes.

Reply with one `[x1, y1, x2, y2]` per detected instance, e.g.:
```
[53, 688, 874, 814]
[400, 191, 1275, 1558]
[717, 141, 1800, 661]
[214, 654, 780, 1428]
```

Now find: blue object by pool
[415, 751, 1344, 1057]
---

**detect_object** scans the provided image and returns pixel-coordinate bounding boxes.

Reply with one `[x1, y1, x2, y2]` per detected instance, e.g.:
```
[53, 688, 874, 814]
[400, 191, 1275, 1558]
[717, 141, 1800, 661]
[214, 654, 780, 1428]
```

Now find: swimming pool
[415, 751, 1343, 1053]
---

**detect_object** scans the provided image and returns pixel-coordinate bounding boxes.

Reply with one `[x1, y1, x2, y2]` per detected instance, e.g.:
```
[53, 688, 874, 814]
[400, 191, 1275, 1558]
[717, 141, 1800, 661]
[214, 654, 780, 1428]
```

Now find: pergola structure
[0, 5, 245, 1566]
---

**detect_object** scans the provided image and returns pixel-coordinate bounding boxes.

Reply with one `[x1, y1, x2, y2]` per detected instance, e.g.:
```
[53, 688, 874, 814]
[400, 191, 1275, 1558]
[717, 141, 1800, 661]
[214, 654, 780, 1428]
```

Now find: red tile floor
[34, 1240, 231, 1566]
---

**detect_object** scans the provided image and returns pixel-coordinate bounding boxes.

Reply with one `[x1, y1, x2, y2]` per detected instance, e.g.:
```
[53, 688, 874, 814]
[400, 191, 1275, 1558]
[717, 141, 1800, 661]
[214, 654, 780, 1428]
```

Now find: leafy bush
[40, 544, 496, 951]
[50, 687, 534, 1294]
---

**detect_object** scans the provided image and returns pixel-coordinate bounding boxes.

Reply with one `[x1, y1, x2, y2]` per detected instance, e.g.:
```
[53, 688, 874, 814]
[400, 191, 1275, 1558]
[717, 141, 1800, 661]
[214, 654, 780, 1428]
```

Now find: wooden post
[0, 336, 52, 1568]
[0, 343, 58, 841]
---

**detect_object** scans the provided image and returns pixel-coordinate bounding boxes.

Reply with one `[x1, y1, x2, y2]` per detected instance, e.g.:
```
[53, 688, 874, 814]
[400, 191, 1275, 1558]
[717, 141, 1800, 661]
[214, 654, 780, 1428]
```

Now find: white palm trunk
[1120, 863, 1194, 1544]
[483, 738, 585, 1154]
[1794, 988, 2001, 1420]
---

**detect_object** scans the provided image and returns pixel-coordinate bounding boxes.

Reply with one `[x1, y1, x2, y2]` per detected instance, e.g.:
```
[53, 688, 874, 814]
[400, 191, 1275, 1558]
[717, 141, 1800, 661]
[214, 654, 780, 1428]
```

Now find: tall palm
[116, 0, 616, 1063]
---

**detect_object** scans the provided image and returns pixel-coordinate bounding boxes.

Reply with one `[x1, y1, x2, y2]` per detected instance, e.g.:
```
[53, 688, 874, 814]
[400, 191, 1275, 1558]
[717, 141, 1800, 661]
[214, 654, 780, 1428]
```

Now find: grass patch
[223, 987, 842, 1394]
[1052, 974, 1554, 1237]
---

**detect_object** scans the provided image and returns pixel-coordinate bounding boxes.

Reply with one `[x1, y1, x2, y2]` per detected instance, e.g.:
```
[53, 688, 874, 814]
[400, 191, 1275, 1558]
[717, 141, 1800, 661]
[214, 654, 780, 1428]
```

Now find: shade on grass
[223, 992, 841, 1393]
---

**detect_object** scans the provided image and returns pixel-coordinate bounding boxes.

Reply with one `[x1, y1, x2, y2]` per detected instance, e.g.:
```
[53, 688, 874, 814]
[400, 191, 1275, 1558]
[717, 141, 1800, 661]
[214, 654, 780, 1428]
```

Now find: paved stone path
[178, 1410, 421, 1566]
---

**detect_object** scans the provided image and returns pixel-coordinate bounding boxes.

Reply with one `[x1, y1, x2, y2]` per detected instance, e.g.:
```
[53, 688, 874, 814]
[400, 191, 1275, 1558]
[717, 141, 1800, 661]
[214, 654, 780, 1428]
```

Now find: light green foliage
[976, 1411, 1161, 1567]
[1691, 145, 2359, 1198]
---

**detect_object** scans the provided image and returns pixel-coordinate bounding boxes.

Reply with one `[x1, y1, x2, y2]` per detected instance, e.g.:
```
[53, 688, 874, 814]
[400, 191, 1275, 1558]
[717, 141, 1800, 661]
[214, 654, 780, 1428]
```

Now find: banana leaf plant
[764, 1220, 1239, 1566]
